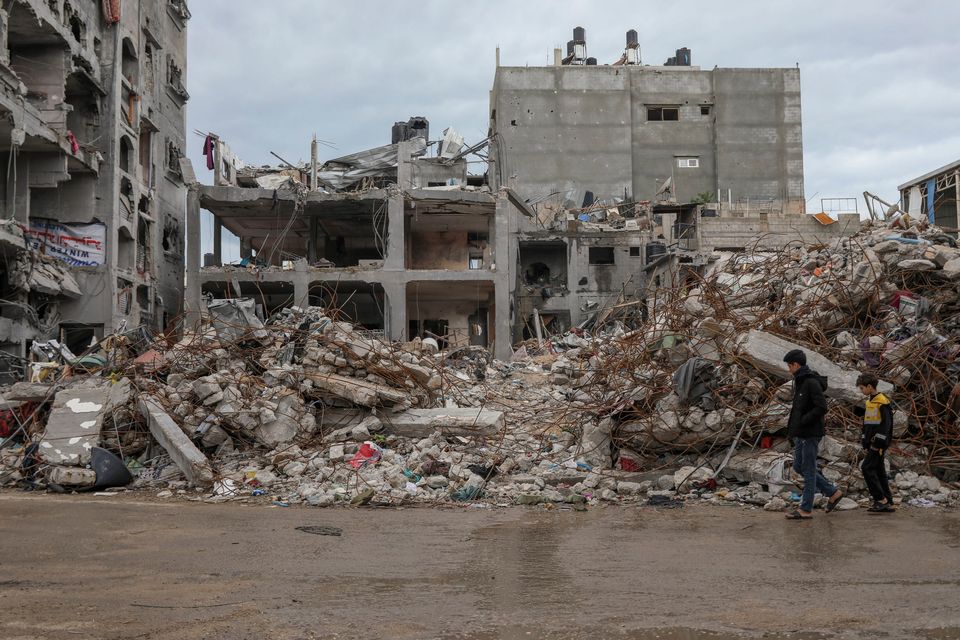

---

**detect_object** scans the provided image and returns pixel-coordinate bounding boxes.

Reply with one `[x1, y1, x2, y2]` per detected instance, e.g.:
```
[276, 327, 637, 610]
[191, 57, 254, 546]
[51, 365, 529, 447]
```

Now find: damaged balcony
[0, 0, 104, 178]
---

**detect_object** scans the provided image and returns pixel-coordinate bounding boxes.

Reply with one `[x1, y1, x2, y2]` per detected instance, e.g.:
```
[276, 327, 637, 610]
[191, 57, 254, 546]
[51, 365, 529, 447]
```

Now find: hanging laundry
[202, 135, 215, 170]
[66, 131, 80, 155]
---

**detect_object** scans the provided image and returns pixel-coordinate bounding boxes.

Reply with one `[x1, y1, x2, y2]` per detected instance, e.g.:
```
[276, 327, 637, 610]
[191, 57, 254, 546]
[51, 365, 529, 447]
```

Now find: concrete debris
[738, 330, 893, 403]
[1, 221, 959, 511]
[381, 408, 505, 438]
[39, 389, 108, 466]
[139, 396, 215, 487]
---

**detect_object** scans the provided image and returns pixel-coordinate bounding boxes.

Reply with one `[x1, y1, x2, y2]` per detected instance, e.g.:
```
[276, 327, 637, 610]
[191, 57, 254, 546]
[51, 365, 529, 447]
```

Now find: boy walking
[855, 373, 895, 513]
[783, 349, 843, 519]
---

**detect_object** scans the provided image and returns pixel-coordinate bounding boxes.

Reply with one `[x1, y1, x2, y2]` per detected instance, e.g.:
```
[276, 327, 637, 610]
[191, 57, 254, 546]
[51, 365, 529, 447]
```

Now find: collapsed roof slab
[403, 188, 496, 215]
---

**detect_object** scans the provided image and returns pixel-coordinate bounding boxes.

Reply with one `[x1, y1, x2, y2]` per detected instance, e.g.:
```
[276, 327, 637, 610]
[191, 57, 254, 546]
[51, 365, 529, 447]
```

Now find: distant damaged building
[490, 28, 856, 341]
[0, 1, 190, 381]
[189, 120, 521, 361]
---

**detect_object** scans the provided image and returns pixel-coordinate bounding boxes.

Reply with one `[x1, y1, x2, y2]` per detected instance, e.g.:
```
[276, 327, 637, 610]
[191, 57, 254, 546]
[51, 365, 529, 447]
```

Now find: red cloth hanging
[102, 0, 121, 24]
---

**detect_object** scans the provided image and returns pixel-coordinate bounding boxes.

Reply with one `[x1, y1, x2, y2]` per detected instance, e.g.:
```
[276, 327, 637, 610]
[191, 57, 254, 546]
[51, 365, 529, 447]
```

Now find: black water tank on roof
[586, 57, 598, 65]
[567, 40, 574, 56]
[391, 121, 410, 144]
[645, 241, 667, 265]
[573, 26, 586, 43]
[626, 29, 638, 47]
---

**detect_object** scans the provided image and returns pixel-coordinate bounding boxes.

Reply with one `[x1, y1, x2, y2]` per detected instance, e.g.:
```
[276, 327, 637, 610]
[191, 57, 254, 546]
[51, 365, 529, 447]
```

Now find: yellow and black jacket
[854, 393, 893, 450]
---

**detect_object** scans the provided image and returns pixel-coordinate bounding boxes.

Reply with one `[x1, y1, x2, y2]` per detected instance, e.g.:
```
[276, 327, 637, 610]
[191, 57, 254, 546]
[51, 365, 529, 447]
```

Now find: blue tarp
[926, 178, 936, 223]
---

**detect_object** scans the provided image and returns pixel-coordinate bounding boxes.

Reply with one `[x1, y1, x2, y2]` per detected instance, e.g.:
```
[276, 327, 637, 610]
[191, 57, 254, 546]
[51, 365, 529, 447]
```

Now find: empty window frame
[677, 157, 700, 168]
[629, 246, 641, 257]
[647, 106, 679, 121]
[588, 247, 615, 265]
[700, 105, 712, 116]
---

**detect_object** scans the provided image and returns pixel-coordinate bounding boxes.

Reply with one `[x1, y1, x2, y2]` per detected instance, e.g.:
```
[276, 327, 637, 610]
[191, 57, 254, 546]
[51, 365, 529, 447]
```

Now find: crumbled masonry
[1, 220, 959, 511]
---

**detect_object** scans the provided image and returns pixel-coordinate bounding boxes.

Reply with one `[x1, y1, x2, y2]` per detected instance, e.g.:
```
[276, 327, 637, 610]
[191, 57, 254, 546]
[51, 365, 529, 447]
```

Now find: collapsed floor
[1, 220, 959, 511]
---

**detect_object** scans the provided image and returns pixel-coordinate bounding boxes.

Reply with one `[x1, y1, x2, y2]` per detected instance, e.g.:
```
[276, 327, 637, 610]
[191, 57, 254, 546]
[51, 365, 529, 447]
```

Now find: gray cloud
[188, 0, 960, 257]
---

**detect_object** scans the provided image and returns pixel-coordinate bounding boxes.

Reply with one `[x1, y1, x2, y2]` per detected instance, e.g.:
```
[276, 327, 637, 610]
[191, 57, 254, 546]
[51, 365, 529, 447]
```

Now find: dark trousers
[861, 449, 893, 504]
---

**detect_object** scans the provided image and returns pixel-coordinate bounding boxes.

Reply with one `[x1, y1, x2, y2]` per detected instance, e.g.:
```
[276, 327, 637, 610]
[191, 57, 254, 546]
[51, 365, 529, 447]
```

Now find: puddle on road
[441, 628, 832, 640]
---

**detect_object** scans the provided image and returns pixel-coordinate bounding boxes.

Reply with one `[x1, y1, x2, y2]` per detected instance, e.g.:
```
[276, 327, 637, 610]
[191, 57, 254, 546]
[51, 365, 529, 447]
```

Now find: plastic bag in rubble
[350, 442, 383, 469]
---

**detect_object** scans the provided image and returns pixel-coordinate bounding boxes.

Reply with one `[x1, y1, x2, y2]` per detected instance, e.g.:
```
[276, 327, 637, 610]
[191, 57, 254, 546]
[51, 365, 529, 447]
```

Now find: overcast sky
[187, 1, 960, 257]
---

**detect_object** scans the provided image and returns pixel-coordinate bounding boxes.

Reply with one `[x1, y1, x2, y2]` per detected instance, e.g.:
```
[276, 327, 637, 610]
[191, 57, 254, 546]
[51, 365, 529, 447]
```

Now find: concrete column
[293, 270, 309, 309]
[492, 193, 514, 360]
[212, 215, 222, 266]
[383, 280, 407, 342]
[184, 184, 202, 327]
[213, 138, 223, 186]
[384, 194, 405, 270]
[397, 141, 413, 190]
[0, 10, 10, 66]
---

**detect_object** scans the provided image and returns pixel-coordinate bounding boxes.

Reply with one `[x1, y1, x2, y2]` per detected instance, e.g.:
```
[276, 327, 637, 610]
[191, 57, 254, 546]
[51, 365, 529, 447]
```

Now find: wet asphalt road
[1, 493, 959, 640]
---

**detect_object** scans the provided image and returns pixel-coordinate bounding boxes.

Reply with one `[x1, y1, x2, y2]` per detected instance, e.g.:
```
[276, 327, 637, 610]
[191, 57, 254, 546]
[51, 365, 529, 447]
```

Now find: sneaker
[867, 501, 895, 514]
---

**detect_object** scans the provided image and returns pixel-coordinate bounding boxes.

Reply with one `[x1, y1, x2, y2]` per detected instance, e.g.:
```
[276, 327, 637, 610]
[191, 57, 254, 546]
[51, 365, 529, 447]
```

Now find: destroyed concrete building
[491, 28, 862, 339]
[0, 0, 190, 381]
[187, 29, 864, 354]
[189, 125, 522, 361]
[490, 28, 805, 210]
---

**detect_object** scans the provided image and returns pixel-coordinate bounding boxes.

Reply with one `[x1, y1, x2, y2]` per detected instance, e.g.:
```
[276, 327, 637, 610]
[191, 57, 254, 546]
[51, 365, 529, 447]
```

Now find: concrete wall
[699, 213, 861, 250]
[490, 65, 804, 210]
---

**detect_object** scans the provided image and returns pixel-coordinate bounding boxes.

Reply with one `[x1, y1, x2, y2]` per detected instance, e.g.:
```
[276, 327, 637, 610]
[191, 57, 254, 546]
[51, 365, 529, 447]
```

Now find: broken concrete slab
[2, 382, 54, 402]
[737, 330, 892, 403]
[138, 396, 214, 486]
[305, 372, 407, 407]
[39, 388, 109, 465]
[381, 408, 504, 439]
[897, 259, 937, 271]
[942, 257, 960, 280]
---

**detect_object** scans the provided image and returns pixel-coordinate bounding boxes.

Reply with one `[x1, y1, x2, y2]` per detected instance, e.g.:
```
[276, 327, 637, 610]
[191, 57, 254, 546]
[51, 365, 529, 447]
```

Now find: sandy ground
[1, 492, 959, 640]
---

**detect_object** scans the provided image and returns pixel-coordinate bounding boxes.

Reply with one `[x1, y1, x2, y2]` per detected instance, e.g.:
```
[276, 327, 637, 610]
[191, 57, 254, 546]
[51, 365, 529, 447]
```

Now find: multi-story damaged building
[490, 28, 806, 210]
[488, 28, 857, 341]
[185, 28, 857, 359]
[188, 124, 522, 361]
[0, 1, 189, 379]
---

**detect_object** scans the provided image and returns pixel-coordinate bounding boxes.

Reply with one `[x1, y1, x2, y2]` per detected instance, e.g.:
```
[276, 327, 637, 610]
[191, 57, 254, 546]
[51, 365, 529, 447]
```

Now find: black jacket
[787, 366, 828, 438]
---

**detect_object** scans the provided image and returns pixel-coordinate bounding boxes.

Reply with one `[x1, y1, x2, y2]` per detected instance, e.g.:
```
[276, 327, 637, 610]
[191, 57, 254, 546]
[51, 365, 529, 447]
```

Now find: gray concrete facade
[489, 65, 805, 212]
[0, 0, 189, 372]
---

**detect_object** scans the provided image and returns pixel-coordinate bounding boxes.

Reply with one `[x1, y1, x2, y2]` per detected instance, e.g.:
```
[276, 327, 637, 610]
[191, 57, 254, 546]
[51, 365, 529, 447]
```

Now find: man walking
[783, 349, 843, 519]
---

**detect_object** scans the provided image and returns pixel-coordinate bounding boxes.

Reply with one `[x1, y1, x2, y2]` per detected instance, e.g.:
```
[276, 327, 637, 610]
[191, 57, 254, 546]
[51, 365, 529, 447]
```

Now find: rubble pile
[540, 221, 960, 507]
[1, 220, 959, 512]
[0, 303, 593, 507]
